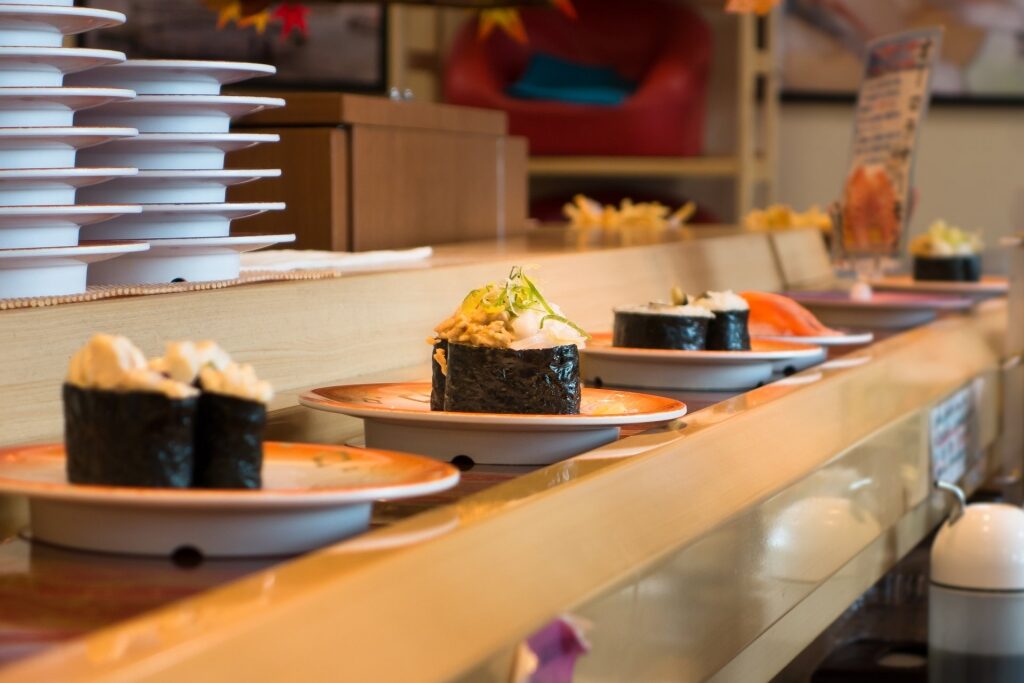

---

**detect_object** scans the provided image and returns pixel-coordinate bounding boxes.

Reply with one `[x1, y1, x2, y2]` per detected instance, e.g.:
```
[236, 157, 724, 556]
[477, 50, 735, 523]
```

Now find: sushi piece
[151, 341, 272, 489]
[693, 291, 751, 351]
[613, 302, 712, 350]
[63, 334, 198, 488]
[430, 266, 587, 414]
[909, 220, 983, 282]
[741, 291, 841, 338]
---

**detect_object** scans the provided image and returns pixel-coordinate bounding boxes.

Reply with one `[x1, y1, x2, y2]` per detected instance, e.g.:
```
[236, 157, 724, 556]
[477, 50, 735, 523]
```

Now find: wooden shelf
[528, 154, 772, 180]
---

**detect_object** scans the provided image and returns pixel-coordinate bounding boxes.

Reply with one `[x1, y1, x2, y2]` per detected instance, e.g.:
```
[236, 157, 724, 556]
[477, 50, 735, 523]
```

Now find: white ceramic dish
[86, 233, 295, 285]
[76, 95, 286, 134]
[300, 382, 688, 466]
[581, 334, 825, 391]
[0, 0, 73, 5]
[0, 6, 124, 48]
[0, 442, 460, 558]
[753, 331, 875, 347]
[783, 290, 975, 330]
[0, 204, 141, 248]
[0, 87, 134, 127]
[76, 132, 279, 170]
[0, 47, 125, 87]
[66, 59, 276, 95]
[0, 240, 147, 299]
[80, 202, 285, 240]
[0, 126, 137, 169]
[0, 167, 137, 207]
[869, 275, 1008, 300]
[77, 169, 280, 204]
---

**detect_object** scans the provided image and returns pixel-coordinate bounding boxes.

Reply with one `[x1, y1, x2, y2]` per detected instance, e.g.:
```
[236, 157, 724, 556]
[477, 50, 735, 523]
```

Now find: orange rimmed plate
[0, 442, 460, 558]
[869, 275, 1007, 299]
[300, 382, 687, 428]
[583, 333, 823, 363]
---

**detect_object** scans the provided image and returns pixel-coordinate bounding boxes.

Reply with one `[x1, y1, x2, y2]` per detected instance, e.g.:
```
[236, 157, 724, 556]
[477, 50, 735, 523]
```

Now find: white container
[0, 167, 136, 207]
[76, 169, 280, 205]
[76, 133, 279, 170]
[929, 496, 1024, 682]
[65, 59, 276, 95]
[79, 202, 285, 241]
[0, 127, 137, 169]
[0, 47, 125, 87]
[0, 87, 134, 128]
[0, 6, 124, 48]
[75, 95, 285, 134]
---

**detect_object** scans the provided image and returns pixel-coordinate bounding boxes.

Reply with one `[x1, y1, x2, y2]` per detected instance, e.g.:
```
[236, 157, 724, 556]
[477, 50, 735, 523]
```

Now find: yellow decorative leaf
[478, 9, 528, 44]
[725, 0, 780, 15]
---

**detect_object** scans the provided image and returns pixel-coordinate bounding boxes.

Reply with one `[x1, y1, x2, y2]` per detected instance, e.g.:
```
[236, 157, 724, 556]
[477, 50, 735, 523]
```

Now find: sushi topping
[433, 346, 449, 377]
[909, 220, 982, 257]
[741, 291, 841, 337]
[149, 340, 231, 385]
[67, 333, 198, 399]
[692, 290, 749, 312]
[434, 266, 588, 350]
[198, 362, 274, 404]
[613, 302, 713, 318]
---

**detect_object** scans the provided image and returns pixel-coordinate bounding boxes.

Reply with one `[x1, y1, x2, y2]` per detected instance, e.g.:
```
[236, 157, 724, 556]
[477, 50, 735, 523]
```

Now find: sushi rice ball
[431, 266, 588, 415]
[612, 301, 713, 350]
[692, 291, 751, 351]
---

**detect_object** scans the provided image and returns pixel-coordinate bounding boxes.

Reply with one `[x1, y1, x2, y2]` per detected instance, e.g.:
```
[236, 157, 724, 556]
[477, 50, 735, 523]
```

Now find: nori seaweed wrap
[693, 291, 751, 351]
[613, 305, 711, 350]
[438, 342, 581, 414]
[63, 383, 196, 488]
[913, 255, 981, 282]
[193, 391, 265, 489]
[430, 340, 448, 411]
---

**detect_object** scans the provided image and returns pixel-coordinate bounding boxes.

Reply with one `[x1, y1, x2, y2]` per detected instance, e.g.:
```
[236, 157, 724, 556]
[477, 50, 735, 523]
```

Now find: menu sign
[930, 380, 981, 485]
[840, 28, 943, 257]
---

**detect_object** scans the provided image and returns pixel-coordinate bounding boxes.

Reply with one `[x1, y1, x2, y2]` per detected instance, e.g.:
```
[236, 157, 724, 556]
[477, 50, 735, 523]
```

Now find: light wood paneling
[502, 135, 529, 237]
[227, 127, 348, 251]
[769, 228, 835, 289]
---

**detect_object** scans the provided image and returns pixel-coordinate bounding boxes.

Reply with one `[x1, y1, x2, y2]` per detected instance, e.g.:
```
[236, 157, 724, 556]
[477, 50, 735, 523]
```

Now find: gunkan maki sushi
[431, 266, 587, 414]
[612, 302, 713, 350]
[909, 220, 983, 282]
[64, 334, 199, 487]
[693, 291, 751, 351]
[150, 341, 273, 489]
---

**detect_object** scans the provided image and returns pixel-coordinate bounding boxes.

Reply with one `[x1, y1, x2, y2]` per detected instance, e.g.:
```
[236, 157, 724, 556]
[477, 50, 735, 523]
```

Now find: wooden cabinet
[228, 92, 529, 251]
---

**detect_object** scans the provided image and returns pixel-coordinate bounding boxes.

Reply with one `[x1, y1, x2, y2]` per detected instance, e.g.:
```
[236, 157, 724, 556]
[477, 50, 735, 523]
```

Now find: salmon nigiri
[741, 291, 841, 337]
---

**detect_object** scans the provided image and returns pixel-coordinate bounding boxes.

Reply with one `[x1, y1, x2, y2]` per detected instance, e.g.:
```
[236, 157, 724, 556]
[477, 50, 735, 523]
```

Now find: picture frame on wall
[781, 0, 1024, 104]
[81, 0, 388, 92]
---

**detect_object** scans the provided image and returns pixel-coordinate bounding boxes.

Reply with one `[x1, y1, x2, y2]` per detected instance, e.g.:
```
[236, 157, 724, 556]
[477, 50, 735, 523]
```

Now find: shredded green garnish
[459, 266, 590, 339]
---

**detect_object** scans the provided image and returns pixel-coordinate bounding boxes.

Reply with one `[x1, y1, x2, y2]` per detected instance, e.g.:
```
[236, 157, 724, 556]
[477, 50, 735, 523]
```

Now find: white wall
[779, 102, 1024, 263]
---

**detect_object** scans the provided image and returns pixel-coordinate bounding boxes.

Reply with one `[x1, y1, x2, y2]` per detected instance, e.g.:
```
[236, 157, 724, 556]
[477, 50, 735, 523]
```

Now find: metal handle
[935, 480, 967, 525]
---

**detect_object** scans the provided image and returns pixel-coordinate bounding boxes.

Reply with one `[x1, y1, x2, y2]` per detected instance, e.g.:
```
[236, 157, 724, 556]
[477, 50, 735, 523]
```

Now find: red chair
[443, 0, 713, 157]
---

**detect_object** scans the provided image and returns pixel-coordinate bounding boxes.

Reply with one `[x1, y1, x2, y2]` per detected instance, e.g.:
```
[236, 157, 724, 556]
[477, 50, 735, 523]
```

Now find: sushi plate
[782, 290, 975, 330]
[85, 233, 296, 285]
[76, 95, 287, 134]
[753, 331, 874, 347]
[0, 240, 147, 299]
[0, 87, 134, 127]
[300, 382, 688, 466]
[66, 59, 277, 95]
[0, 6, 125, 48]
[581, 334, 825, 392]
[77, 168, 281, 204]
[869, 275, 1008, 300]
[0, 442, 460, 558]
[0, 47, 125, 88]
[0, 167, 137, 207]
[0, 126, 138, 169]
[0, 203, 142, 248]
[79, 202, 286, 240]
[77, 132, 280, 170]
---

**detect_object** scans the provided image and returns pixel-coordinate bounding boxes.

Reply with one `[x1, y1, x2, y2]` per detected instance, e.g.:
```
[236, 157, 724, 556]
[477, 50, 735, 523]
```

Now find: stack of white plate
[69, 58, 293, 284]
[0, 1, 147, 298]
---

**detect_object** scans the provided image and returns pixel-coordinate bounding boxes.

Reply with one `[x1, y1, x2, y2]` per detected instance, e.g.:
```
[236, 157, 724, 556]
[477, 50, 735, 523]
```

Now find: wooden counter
[0, 229, 1011, 682]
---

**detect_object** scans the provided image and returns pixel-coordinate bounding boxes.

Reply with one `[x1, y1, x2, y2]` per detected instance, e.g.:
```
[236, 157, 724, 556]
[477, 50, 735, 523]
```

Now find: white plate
[581, 334, 825, 391]
[66, 59, 276, 95]
[0, 442, 460, 558]
[753, 331, 875, 347]
[0, 87, 134, 127]
[783, 290, 976, 330]
[0, 6, 124, 47]
[0, 47, 125, 87]
[86, 233, 295, 285]
[0, 240, 146, 299]
[0, 204, 141, 248]
[77, 169, 280, 204]
[0, 126, 137, 169]
[76, 95, 286, 134]
[0, 167, 137, 206]
[869, 275, 1008, 300]
[300, 382, 688, 465]
[77, 132, 279, 170]
[80, 202, 285, 240]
